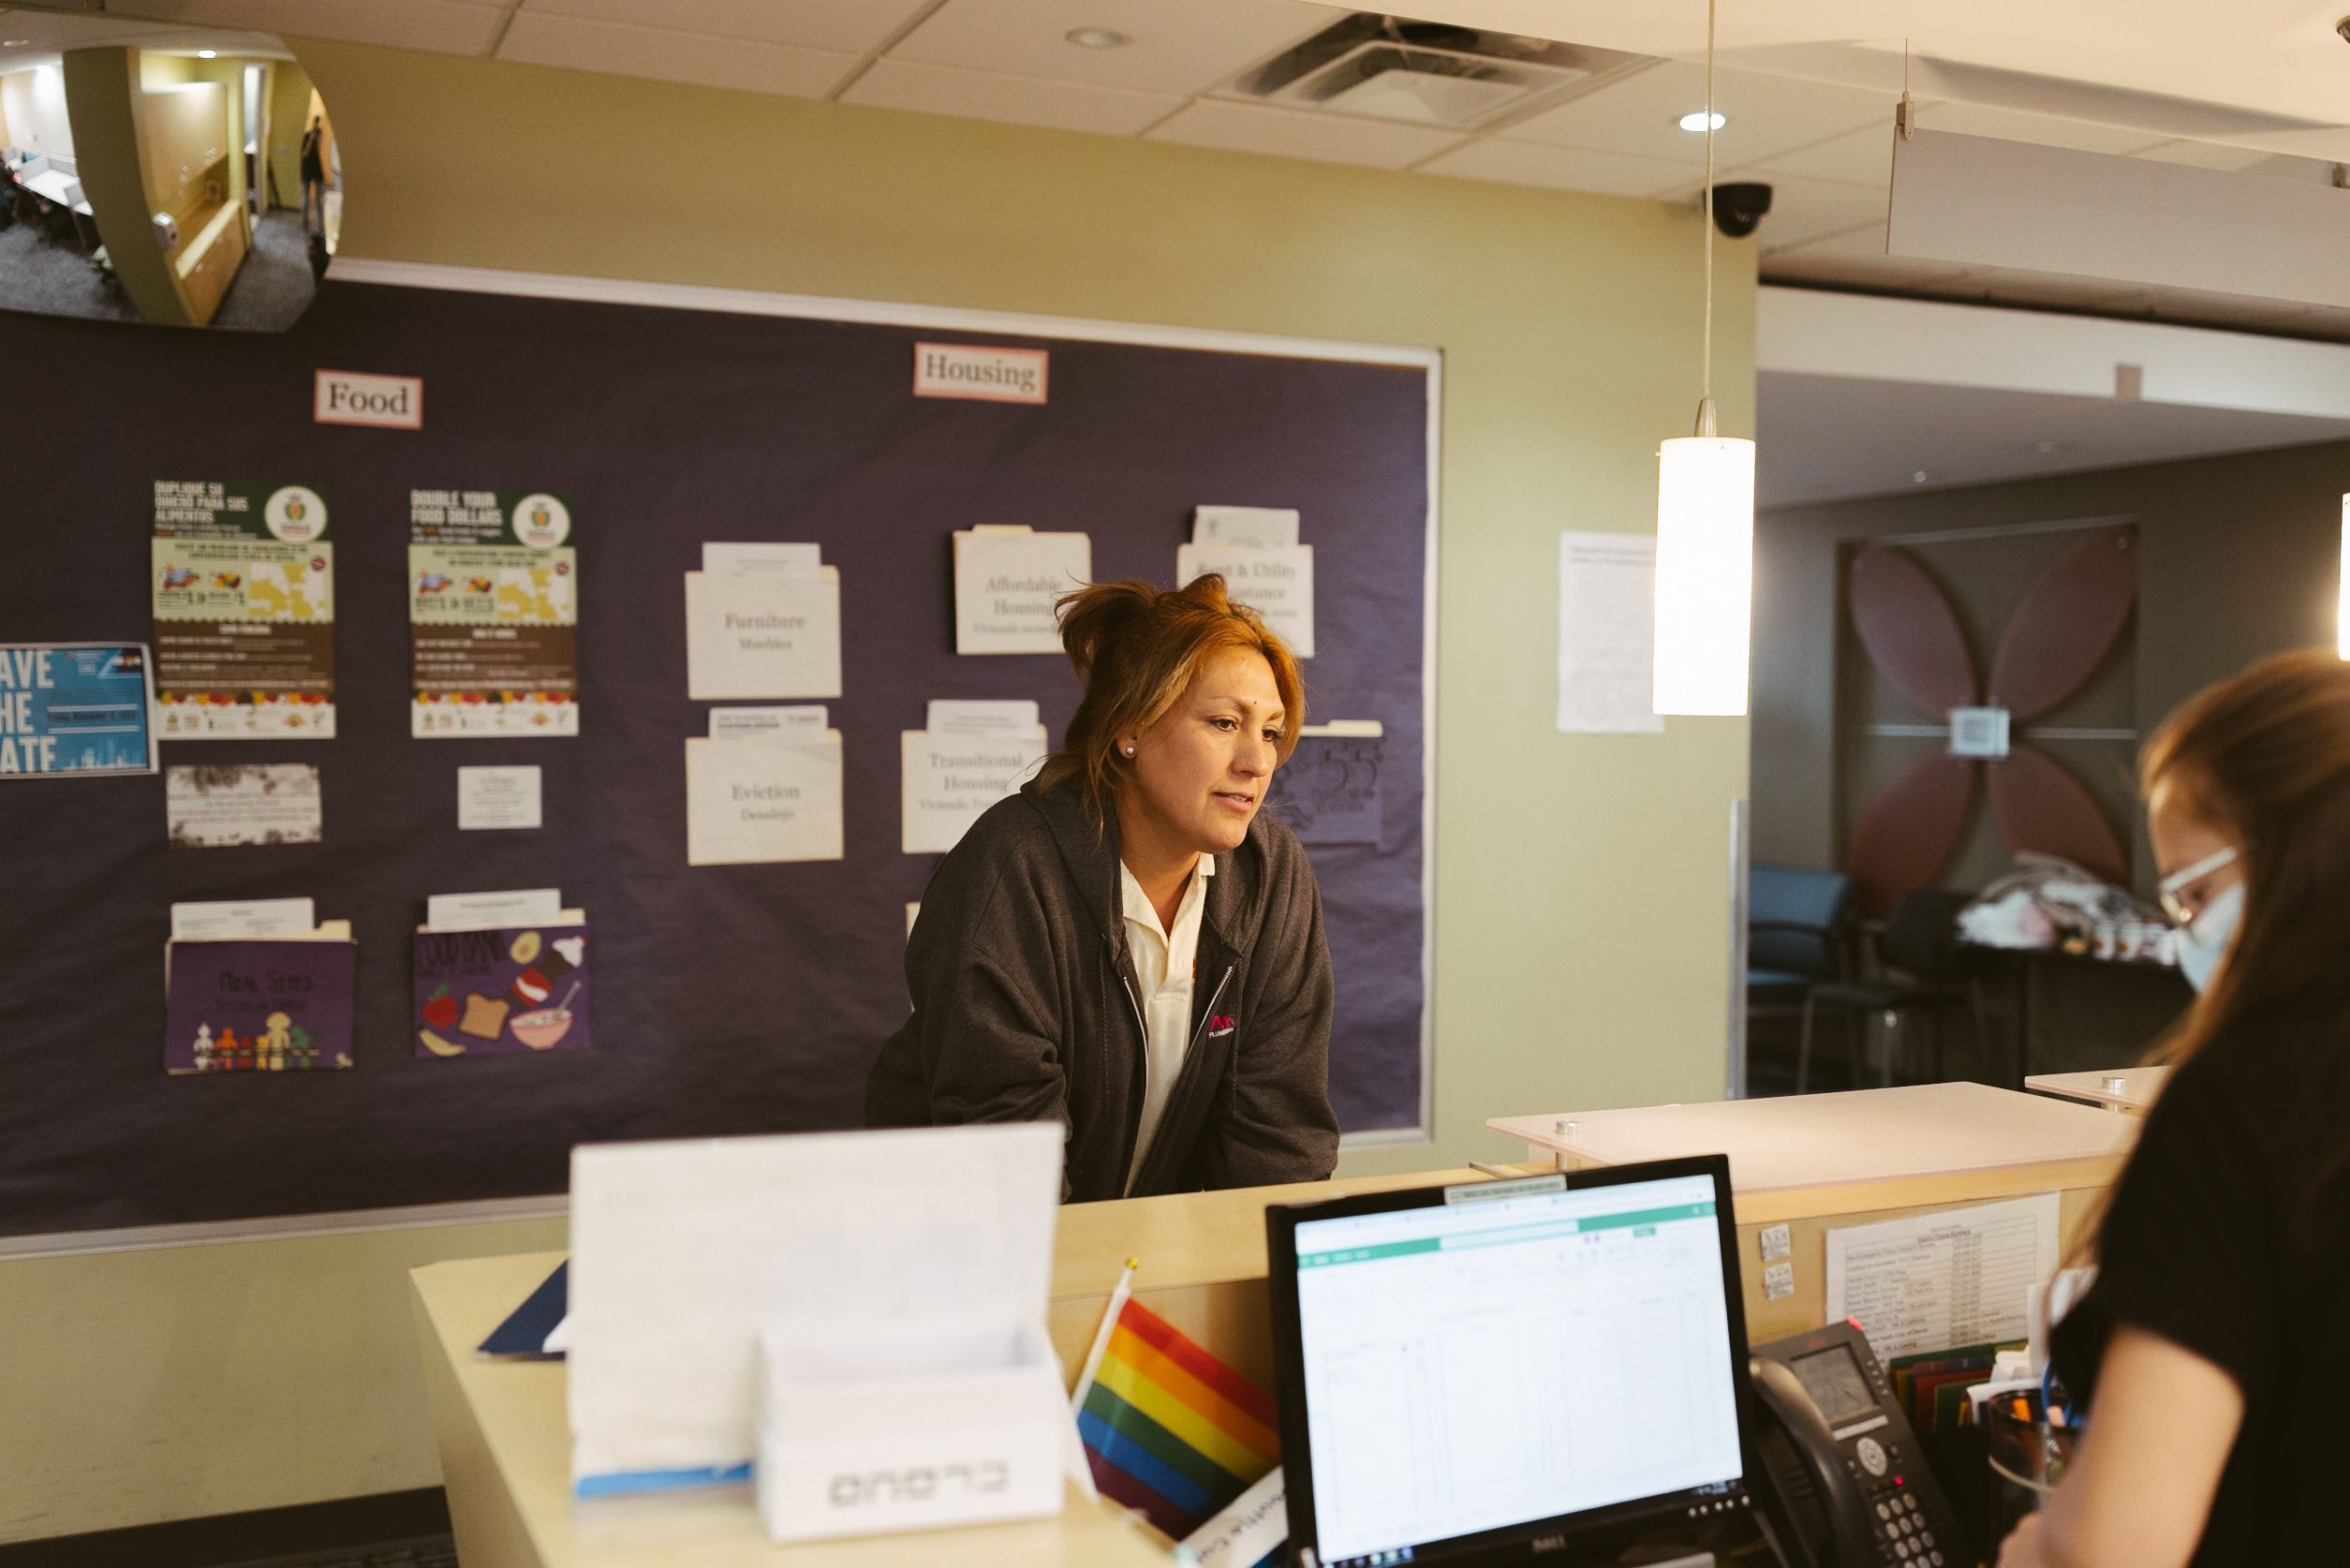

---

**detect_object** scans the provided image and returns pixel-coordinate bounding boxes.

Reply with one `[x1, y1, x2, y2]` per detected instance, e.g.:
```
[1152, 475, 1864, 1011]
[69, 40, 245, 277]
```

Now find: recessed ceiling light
[198, 50, 217, 58]
[1678, 111, 1726, 132]
[1, 39, 28, 47]
[1912, 469, 1931, 484]
[1065, 27, 1131, 49]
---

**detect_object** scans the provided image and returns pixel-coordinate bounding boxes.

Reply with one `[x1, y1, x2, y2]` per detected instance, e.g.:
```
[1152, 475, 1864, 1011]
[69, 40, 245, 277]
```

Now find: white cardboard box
[755, 1315, 1065, 1542]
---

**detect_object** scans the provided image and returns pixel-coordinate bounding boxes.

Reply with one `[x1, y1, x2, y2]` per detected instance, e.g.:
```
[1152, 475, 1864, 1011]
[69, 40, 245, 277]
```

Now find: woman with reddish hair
[865, 574, 1338, 1201]
[2001, 650, 2350, 1567]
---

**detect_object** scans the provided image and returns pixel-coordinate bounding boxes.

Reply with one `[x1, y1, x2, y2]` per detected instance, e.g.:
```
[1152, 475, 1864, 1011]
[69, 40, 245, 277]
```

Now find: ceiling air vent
[1226, 13, 1646, 129]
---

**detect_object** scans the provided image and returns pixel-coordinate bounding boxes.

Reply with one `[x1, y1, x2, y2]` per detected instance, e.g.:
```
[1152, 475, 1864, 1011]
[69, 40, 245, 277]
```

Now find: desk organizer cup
[1985, 1403, 2079, 1546]
[754, 1313, 1066, 1544]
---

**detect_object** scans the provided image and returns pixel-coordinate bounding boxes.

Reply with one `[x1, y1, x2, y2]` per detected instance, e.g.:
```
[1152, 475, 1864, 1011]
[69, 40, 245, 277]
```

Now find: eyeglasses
[2157, 845, 2239, 926]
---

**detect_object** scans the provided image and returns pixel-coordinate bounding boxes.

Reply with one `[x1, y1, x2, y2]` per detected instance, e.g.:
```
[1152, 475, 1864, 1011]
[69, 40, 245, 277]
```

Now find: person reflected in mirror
[1999, 650, 2350, 1568]
[299, 115, 326, 234]
[865, 574, 1338, 1202]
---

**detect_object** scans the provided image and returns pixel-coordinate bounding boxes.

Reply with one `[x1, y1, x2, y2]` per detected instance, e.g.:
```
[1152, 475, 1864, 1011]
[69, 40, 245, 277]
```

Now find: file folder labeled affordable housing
[565, 1122, 1066, 1540]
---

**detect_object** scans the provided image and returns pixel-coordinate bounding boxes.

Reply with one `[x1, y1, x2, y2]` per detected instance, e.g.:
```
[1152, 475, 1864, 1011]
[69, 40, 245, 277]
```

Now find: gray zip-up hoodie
[865, 777, 1339, 1202]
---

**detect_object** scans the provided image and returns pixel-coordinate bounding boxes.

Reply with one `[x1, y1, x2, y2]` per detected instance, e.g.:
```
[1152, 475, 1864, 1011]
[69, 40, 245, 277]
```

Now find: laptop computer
[1264, 1156, 1761, 1567]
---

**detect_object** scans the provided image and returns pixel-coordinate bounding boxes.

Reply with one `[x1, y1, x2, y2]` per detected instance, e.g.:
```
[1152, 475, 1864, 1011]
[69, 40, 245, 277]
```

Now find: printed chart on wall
[150, 481, 335, 738]
[408, 489, 580, 736]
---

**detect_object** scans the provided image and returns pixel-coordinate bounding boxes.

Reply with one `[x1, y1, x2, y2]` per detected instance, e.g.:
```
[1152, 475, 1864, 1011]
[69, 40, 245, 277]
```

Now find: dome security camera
[1710, 182, 1774, 239]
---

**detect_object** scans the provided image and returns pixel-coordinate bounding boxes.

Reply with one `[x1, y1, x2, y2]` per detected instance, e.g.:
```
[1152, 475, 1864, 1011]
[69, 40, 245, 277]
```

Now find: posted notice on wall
[901, 725, 1048, 854]
[0, 643, 156, 779]
[458, 765, 543, 831]
[408, 489, 580, 737]
[685, 567, 842, 701]
[1273, 720, 1383, 847]
[1177, 542, 1315, 657]
[952, 526, 1089, 655]
[1825, 1193, 2061, 1361]
[166, 763, 323, 848]
[1557, 531, 1663, 735]
[685, 733, 845, 865]
[152, 481, 335, 739]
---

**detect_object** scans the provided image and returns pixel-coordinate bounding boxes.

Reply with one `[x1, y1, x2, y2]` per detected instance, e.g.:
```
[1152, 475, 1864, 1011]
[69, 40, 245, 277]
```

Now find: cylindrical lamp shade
[1653, 435, 1756, 716]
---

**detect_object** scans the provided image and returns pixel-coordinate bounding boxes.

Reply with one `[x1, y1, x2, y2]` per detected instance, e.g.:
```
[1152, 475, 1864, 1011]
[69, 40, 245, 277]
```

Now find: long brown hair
[1036, 574, 1305, 821]
[2070, 651, 2350, 1265]
[2138, 650, 2350, 1072]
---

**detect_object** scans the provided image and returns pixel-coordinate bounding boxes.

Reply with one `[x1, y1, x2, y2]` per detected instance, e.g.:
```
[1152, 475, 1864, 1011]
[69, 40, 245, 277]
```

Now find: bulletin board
[0, 264, 1437, 1242]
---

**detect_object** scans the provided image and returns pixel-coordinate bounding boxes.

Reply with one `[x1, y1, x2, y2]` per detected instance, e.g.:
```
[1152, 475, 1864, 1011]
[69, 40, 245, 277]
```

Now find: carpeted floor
[0, 214, 138, 323]
[214, 210, 319, 332]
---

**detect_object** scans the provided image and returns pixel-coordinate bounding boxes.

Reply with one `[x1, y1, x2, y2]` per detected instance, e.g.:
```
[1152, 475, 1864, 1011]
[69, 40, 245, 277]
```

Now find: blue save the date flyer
[0, 643, 157, 780]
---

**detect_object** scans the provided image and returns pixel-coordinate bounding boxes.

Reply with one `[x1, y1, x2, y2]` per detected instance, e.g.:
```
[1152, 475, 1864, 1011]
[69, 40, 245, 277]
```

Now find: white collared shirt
[1119, 852, 1213, 1195]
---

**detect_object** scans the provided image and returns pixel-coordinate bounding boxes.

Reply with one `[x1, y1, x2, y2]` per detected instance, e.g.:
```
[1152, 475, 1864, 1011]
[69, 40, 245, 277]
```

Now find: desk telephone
[1746, 1322, 1971, 1568]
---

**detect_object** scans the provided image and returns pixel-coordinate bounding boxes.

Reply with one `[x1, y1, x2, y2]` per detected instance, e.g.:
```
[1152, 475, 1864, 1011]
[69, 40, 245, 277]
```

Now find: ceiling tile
[1144, 98, 1468, 170]
[1498, 61, 1893, 168]
[497, 11, 857, 96]
[891, 0, 1330, 96]
[1418, 138, 1696, 198]
[1908, 101, 2165, 155]
[843, 58, 1180, 137]
[1751, 122, 1895, 186]
[126, 0, 509, 55]
[516, 0, 936, 56]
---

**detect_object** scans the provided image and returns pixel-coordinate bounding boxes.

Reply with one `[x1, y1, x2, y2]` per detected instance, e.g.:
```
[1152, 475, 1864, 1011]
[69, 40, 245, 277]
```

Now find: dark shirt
[2050, 987, 2350, 1566]
[300, 128, 324, 181]
[865, 777, 1338, 1202]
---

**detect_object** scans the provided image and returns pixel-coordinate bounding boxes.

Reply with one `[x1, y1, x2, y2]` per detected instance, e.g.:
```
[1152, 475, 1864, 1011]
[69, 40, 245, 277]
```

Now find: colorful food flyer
[0, 643, 156, 779]
[408, 489, 579, 737]
[165, 937, 357, 1073]
[151, 481, 335, 739]
[413, 923, 589, 1058]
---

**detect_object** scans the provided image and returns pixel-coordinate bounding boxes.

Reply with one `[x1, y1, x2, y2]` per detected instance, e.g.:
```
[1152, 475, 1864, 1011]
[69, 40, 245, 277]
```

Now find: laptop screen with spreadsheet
[1266, 1157, 1754, 1568]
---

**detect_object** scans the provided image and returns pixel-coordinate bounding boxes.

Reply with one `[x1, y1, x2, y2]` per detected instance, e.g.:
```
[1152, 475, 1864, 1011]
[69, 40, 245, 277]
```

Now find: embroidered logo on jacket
[1207, 1014, 1236, 1037]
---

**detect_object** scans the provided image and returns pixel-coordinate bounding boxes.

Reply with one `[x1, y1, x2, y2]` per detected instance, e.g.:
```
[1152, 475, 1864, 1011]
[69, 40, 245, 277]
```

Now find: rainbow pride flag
[1072, 1295, 1279, 1541]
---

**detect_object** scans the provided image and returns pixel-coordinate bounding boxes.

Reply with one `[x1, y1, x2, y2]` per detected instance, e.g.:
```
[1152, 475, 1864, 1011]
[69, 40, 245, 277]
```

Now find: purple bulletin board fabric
[0, 276, 1431, 1237]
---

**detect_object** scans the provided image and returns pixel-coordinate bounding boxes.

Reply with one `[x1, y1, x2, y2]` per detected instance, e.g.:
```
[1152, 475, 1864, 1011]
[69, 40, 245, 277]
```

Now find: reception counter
[1491, 1083, 2137, 1342]
[415, 1099, 2136, 1564]
[411, 1167, 1491, 1567]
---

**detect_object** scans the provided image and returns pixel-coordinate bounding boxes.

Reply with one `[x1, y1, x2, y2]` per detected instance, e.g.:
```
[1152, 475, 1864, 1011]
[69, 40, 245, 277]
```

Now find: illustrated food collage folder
[565, 1121, 1062, 1497]
[412, 921, 589, 1058]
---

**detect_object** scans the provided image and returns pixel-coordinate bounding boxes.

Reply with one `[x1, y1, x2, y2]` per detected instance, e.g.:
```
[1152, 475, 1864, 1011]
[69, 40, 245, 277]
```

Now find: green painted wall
[0, 37, 1753, 1541]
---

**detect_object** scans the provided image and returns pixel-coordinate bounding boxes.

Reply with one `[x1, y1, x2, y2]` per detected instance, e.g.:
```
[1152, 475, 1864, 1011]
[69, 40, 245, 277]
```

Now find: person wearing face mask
[865, 574, 1338, 1202]
[1998, 650, 2350, 1568]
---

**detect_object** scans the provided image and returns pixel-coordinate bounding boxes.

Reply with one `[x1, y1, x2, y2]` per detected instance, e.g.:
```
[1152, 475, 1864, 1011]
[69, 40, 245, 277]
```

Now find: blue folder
[476, 1259, 568, 1360]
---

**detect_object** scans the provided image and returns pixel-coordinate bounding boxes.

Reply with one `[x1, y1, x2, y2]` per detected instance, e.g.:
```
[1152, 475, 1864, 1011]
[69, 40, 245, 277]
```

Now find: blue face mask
[2176, 882, 2244, 994]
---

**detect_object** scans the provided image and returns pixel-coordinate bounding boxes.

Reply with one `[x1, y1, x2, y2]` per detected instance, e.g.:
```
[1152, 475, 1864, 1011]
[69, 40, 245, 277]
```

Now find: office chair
[1747, 865, 1854, 1087]
[1798, 886, 1992, 1092]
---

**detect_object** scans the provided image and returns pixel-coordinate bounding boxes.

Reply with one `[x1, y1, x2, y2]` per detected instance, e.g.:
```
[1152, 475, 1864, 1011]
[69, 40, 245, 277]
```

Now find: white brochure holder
[755, 1312, 1065, 1541]
[567, 1120, 1066, 1537]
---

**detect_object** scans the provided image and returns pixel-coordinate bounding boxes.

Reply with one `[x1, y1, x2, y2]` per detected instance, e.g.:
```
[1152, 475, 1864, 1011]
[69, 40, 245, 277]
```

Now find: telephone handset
[1746, 1322, 1969, 1568]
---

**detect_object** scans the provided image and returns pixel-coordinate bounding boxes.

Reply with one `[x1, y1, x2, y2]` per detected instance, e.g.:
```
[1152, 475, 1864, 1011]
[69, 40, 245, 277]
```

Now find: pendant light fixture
[1652, 0, 1756, 717]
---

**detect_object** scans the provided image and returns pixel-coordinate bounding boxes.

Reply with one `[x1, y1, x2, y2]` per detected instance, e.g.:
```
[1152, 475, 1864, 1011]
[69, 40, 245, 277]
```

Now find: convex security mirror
[0, 7, 338, 331]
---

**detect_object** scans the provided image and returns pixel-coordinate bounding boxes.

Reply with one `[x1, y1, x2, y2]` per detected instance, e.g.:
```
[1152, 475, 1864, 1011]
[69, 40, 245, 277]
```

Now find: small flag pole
[1065, 1255, 1138, 1506]
[1071, 1255, 1138, 1413]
